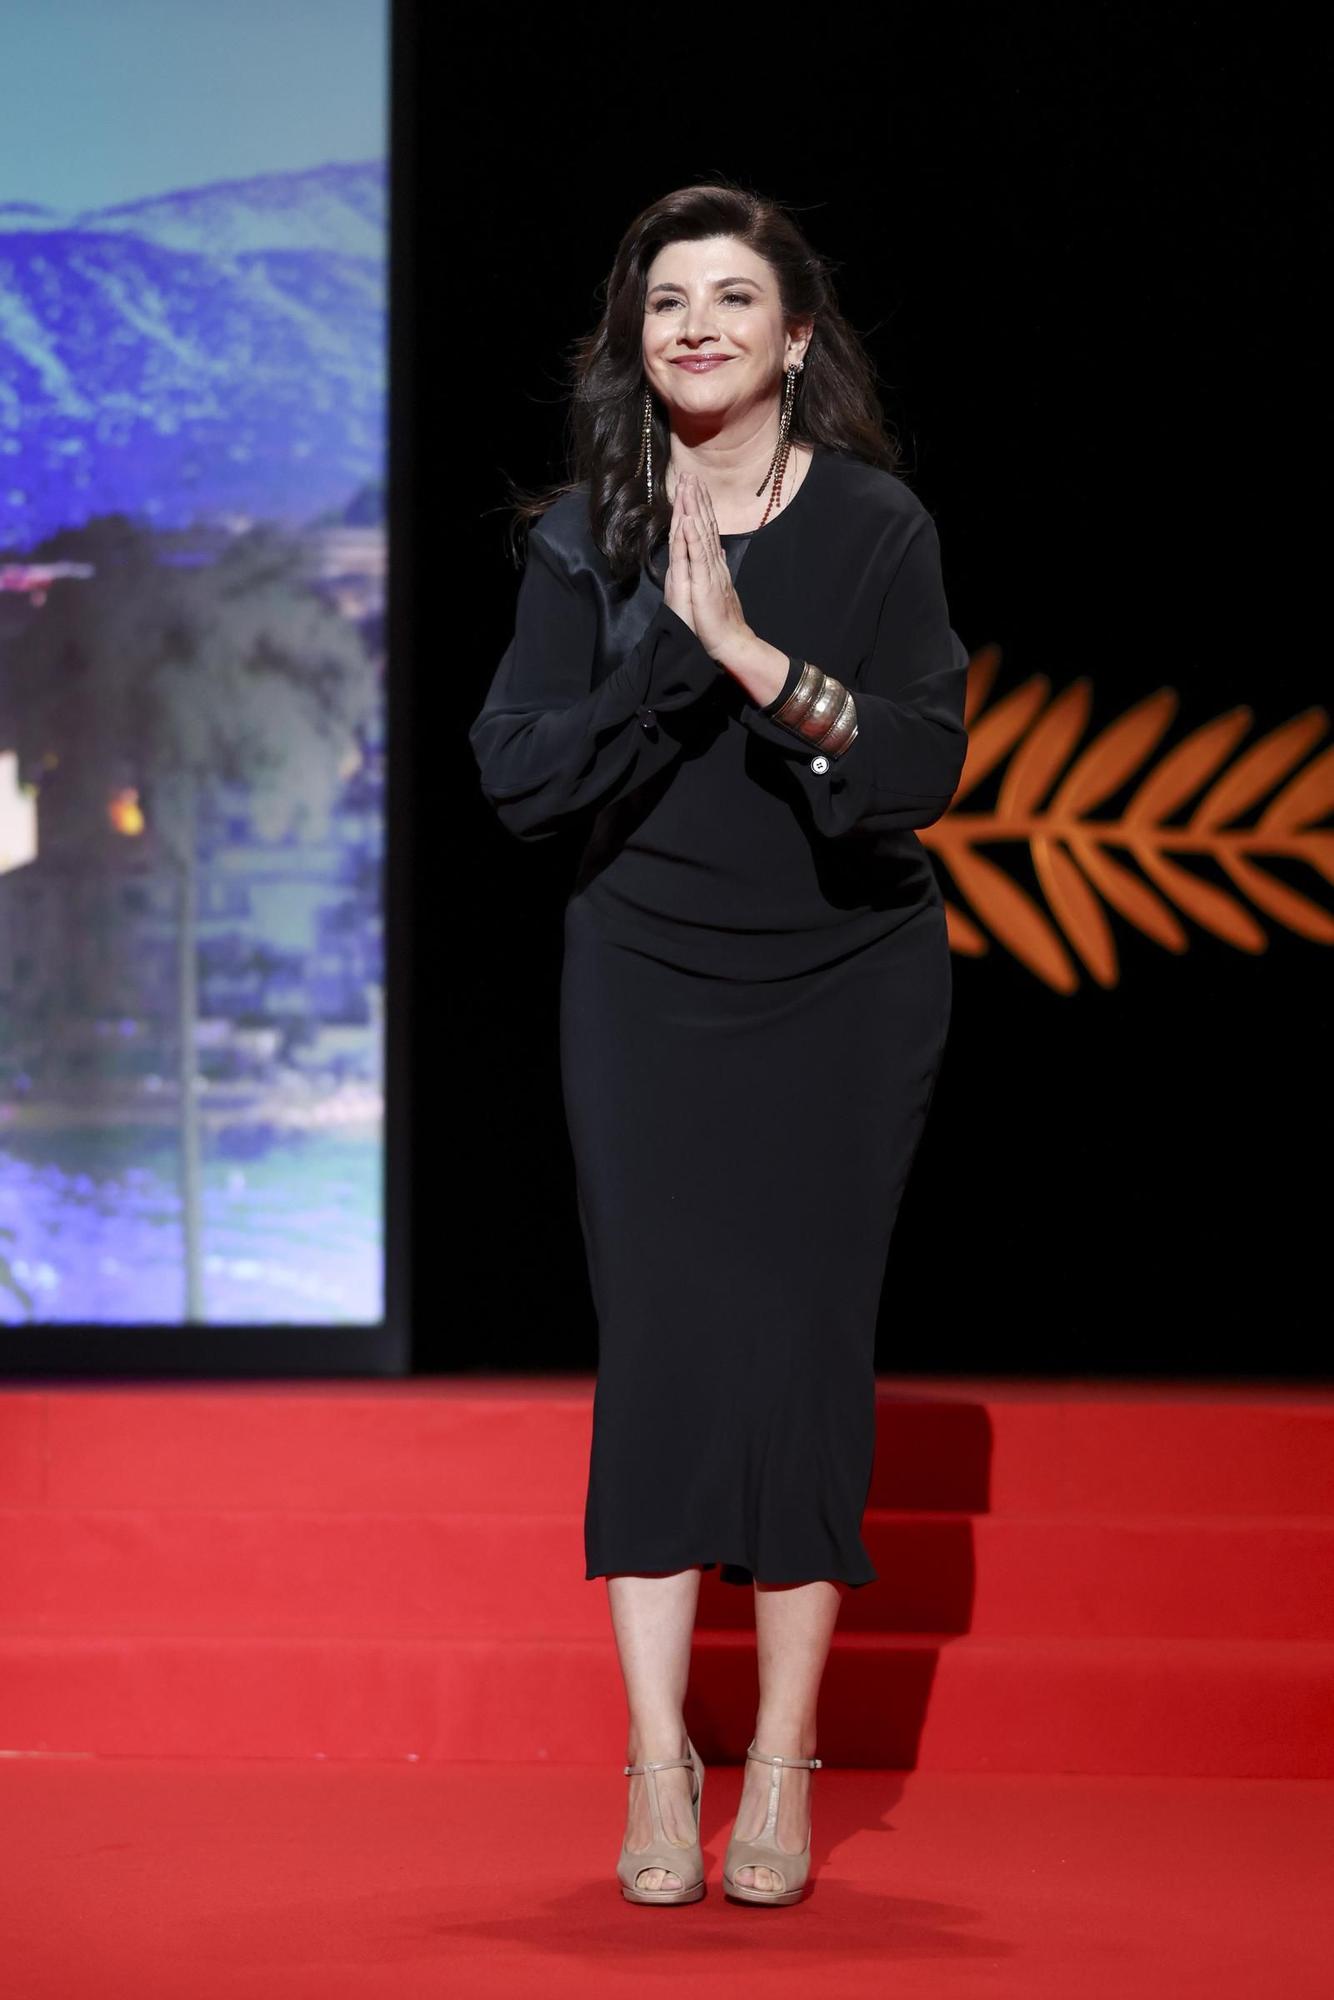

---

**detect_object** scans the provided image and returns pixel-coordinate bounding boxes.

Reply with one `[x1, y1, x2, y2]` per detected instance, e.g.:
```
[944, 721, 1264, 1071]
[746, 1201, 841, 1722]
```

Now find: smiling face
[642, 234, 811, 436]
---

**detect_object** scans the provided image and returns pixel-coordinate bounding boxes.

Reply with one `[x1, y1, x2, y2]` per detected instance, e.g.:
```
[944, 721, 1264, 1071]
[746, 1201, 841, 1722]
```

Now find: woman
[469, 183, 969, 1907]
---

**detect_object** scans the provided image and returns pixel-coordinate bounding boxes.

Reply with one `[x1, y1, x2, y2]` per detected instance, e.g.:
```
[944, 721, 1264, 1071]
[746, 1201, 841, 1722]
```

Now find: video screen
[0, 2, 389, 1325]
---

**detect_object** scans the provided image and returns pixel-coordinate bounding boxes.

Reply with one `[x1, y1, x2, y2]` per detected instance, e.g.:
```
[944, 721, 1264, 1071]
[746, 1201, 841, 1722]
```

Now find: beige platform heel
[617, 1736, 706, 1904]
[722, 1738, 824, 1906]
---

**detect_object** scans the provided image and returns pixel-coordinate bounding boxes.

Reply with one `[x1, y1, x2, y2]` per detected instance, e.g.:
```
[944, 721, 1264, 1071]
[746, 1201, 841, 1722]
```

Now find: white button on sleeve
[810, 753, 830, 774]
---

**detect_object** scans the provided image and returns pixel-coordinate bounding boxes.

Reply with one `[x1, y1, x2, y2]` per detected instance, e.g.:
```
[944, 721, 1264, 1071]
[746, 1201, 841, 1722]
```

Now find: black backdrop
[436, 11, 1327, 1378]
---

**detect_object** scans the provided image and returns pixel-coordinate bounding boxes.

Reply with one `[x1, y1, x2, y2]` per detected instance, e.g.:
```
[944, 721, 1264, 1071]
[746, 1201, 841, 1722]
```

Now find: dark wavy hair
[501, 178, 907, 586]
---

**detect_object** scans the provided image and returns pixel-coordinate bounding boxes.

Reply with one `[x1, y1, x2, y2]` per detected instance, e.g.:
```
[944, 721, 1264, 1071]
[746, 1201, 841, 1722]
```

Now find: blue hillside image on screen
[0, 156, 388, 1326]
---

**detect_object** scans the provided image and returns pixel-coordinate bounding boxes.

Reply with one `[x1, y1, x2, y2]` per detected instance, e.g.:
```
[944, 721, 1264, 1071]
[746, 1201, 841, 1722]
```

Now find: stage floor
[4, 1758, 1330, 1999]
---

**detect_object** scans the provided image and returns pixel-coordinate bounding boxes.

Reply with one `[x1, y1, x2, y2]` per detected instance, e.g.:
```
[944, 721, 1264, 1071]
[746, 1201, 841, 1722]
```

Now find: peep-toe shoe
[722, 1737, 823, 1906]
[617, 1736, 706, 1904]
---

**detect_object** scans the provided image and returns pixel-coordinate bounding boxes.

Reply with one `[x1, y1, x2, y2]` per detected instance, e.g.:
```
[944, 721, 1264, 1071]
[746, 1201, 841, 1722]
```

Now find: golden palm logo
[920, 648, 1334, 993]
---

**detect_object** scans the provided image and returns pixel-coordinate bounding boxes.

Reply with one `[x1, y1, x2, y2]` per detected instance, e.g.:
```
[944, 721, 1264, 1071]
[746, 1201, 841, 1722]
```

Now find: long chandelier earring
[636, 387, 655, 503]
[754, 360, 802, 526]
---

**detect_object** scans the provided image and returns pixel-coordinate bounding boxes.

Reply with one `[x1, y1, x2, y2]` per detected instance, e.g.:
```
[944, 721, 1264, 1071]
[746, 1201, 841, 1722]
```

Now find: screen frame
[0, 0, 415, 1380]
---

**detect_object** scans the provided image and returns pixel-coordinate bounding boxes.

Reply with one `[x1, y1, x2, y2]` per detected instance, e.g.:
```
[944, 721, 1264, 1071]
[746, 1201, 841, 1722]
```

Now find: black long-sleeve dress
[470, 443, 969, 1587]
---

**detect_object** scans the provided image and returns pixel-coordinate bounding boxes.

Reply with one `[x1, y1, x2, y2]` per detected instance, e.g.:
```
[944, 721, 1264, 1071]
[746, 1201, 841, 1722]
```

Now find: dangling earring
[635, 387, 655, 503]
[754, 360, 802, 526]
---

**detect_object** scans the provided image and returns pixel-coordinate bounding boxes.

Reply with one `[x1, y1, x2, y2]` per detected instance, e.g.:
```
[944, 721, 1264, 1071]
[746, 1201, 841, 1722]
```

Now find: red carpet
[1, 1375, 1331, 1993]
[3, 1760, 1331, 1999]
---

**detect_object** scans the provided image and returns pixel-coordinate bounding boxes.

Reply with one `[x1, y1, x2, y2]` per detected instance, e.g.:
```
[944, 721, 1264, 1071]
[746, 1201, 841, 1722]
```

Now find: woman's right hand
[663, 472, 696, 633]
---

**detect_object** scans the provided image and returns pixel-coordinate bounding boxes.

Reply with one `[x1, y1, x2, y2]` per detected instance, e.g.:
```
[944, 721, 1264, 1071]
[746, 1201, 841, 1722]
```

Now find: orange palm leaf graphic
[921, 646, 1334, 993]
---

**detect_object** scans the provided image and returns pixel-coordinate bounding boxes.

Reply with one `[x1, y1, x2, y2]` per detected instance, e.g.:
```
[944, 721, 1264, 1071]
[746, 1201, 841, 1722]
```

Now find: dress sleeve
[738, 511, 969, 839]
[469, 527, 723, 841]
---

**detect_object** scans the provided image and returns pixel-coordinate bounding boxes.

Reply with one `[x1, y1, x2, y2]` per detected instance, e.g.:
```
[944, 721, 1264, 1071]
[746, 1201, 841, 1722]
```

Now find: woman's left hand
[678, 471, 756, 666]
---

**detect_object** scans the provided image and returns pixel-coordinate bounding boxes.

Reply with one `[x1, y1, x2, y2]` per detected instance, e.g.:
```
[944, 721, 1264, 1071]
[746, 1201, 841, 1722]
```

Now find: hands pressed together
[661, 469, 792, 712]
[663, 470, 756, 665]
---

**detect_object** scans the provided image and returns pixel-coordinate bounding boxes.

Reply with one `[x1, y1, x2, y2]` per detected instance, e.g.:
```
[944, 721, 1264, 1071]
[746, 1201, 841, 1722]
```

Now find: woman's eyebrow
[646, 276, 762, 296]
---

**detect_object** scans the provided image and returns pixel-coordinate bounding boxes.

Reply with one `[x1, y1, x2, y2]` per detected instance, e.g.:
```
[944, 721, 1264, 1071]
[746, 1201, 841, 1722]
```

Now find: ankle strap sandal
[722, 1738, 824, 1906]
[617, 1737, 706, 1904]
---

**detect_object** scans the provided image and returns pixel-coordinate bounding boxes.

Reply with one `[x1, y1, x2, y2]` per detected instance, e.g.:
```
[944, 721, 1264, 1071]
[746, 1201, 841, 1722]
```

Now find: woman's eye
[652, 293, 753, 311]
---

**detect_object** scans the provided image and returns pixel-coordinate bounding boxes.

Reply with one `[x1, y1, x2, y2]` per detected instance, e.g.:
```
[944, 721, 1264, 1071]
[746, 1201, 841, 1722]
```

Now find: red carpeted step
[2, 1379, 1330, 1777]
[2, 1506, 1332, 1642]
[0, 1630, 1330, 1775]
[0, 1380, 595, 1514]
[3, 1379, 1332, 1517]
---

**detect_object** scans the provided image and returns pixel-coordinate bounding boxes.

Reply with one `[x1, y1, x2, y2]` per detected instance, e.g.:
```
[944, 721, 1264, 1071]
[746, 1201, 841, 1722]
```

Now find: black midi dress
[469, 444, 970, 1587]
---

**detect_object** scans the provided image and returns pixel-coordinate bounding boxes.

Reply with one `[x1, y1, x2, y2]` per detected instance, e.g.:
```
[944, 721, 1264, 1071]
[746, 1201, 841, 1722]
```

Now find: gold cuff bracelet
[773, 662, 859, 759]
